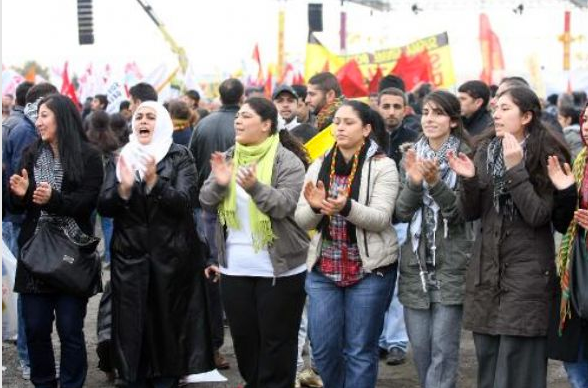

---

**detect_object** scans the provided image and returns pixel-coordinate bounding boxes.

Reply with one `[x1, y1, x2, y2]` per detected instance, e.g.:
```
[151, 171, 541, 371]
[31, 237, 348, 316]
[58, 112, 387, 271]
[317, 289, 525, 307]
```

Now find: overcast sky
[2, 0, 588, 88]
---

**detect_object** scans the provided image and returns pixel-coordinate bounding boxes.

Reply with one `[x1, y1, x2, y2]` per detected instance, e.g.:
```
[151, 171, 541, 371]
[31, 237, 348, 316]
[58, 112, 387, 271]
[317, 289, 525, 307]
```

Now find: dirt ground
[1, 267, 572, 388]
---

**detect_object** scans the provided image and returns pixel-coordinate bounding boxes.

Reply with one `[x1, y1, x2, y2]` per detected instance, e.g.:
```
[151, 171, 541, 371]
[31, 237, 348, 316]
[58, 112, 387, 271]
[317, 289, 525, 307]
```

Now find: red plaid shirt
[317, 175, 365, 287]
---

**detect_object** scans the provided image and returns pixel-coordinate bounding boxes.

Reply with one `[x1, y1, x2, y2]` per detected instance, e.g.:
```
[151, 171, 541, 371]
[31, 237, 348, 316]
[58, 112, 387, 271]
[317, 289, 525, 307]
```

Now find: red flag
[293, 71, 305, 85]
[60, 62, 79, 106]
[336, 59, 368, 98]
[368, 66, 383, 94]
[479, 13, 504, 85]
[264, 69, 273, 99]
[252, 44, 264, 85]
[391, 50, 433, 91]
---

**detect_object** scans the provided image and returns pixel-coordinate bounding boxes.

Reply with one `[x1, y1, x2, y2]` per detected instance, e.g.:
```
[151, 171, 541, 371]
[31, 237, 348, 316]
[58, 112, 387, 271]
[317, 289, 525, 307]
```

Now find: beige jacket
[295, 143, 400, 271]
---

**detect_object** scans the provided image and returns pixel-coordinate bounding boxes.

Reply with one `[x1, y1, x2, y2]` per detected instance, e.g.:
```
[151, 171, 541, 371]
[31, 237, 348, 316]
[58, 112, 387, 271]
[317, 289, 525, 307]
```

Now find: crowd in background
[2, 72, 588, 388]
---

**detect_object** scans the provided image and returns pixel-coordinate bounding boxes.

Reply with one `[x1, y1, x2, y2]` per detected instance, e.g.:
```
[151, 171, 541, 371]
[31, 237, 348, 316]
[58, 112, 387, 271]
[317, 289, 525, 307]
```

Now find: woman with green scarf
[199, 97, 310, 388]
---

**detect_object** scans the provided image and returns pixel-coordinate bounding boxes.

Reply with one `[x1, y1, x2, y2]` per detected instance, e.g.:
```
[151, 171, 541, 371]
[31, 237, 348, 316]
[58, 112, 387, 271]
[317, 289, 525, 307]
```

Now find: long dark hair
[485, 87, 570, 192]
[422, 90, 471, 146]
[86, 110, 119, 154]
[244, 97, 310, 168]
[25, 94, 88, 184]
[337, 100, 386, 149]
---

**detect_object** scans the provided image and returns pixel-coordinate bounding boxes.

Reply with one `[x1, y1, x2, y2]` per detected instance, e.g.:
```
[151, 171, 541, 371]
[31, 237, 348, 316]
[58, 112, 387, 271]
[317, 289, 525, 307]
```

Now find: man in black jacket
[458, 80, 493, 136]
[377, 87, 419, 167]
[188, 78, 244, 371]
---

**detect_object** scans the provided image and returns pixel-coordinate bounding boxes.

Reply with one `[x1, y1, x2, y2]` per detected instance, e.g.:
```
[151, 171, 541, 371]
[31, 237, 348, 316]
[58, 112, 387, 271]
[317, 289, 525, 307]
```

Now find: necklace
[329, 141, 364, 197]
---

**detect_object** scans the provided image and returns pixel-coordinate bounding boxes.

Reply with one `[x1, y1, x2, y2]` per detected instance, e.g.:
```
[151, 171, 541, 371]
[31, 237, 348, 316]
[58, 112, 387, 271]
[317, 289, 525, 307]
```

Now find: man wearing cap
[272, 85, 318, 143]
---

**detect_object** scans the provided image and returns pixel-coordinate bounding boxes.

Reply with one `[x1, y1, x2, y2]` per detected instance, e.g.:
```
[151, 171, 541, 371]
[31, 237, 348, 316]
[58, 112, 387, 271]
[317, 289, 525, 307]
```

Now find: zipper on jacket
[363, 159, 373, 257]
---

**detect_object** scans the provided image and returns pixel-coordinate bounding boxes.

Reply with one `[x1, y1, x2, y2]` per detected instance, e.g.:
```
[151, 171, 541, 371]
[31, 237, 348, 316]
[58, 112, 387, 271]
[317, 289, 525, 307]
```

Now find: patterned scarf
[409, 135, 460, 270]
[316, 96, 344, 131]
[486, 136, 528, 219]
[24, 97, 42, 124]
[556, 146, 587, 334]
[34, 145, 93, 244]
[218, 134, 279, 251]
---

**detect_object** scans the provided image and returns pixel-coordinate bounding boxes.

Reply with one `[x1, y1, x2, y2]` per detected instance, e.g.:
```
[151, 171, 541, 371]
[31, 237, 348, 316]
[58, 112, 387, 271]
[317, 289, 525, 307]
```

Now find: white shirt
[221, 184, 306, 277]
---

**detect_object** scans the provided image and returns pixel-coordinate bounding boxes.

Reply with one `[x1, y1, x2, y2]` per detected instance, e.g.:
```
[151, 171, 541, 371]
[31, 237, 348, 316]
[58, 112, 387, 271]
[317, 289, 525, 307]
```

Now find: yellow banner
[344, 32, 455, 89]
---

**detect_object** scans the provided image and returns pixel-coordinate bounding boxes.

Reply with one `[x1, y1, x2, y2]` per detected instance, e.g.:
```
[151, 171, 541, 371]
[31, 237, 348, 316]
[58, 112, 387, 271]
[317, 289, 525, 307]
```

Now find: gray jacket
[296, 143, 400, 271]
[395, 142, 473, 309]
[199, 143, 309, 276]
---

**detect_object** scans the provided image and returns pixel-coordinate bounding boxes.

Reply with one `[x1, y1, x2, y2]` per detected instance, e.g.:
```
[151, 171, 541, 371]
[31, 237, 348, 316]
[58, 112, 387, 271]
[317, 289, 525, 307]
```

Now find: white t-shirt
[221, 184, 306, 277]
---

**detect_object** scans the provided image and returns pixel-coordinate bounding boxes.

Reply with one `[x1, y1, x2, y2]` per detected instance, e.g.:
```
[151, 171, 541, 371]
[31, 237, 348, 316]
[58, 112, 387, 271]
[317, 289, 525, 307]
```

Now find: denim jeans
[379, 273, 408, 352]
[404, 304, 463, 388]
[306, 265, 396, 388]
[2, 221, 29, 366]
[21, 293, 88, 388]
[379, 223, 408, 353]
[297, 299, 315, 372]
[100, 217, 113, 263]
[565, 339, 588, 388]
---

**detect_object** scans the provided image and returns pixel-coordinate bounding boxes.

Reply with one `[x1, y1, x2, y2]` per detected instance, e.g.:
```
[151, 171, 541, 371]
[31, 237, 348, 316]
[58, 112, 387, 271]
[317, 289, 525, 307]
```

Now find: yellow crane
[135, 0, 188, 76]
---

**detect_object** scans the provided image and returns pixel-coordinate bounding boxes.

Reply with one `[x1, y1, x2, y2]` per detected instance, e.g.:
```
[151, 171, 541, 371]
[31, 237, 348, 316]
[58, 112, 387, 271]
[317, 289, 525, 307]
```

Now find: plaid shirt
[317, 175, 365, 287]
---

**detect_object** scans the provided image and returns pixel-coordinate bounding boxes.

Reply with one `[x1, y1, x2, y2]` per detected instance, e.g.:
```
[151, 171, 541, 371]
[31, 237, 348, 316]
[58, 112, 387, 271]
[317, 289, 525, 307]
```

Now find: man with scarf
[305, 72, 345, 131]
[2, 82, 57, 382]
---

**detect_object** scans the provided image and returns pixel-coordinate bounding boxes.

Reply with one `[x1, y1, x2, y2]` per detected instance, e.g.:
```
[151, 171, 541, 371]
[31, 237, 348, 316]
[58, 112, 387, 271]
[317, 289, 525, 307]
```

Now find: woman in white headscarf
[98, 101, 214, 388]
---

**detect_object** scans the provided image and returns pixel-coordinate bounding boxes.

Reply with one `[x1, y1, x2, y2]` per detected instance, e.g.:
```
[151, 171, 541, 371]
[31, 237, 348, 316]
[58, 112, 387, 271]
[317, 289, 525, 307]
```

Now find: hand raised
[447, 150, 475, 178]
[9, 169, 29, 198]
[303, 180, 326, 209]
[32, 182, 52, 205]
[143, 155, 158, 188]
[419, 158, 440, 186]
[502, 133, 524, 170]
[321, 187, 348, 216]
[547, 155, 574, 191]
[236, 164, 257, 190]
[575, 209, 588, 230]
[404, 148, 423, 185]
[210, 152, 233, 187]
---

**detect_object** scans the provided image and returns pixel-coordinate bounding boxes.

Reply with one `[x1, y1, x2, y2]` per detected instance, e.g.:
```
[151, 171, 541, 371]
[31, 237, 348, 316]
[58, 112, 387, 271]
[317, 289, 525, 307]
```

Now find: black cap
[272, 85, 298, 100]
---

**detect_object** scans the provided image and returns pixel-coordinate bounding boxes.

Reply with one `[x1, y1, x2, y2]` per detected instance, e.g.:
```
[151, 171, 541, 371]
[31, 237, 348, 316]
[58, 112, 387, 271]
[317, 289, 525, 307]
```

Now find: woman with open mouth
[98, 101, 214, 387]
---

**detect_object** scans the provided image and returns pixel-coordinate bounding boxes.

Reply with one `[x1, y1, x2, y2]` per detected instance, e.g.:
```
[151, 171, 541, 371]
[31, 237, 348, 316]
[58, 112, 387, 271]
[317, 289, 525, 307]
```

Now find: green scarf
[218, 134, 279, 251]
[557, 146, 587, 335]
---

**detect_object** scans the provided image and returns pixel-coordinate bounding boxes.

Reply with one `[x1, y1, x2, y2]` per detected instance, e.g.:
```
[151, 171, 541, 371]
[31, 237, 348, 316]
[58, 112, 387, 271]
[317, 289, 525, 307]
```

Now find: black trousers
[473, 332, 547, 388]
[221, 272, 306, 388]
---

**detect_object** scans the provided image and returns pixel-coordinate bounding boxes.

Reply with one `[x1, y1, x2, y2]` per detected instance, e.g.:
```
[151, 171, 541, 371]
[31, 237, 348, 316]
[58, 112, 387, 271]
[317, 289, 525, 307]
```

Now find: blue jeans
[2, 221, 29, 366]
[565, 340, 588, 388]
[379, 223, 408, 353]
[101, 217, 113, 263]
[306, 265, 396, 388]
[404, 304, 463, 388]
[21, 293, 88, 388]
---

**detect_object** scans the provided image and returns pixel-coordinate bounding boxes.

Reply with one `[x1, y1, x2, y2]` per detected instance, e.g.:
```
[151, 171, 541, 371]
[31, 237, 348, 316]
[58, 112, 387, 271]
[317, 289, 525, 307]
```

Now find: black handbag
[20, 221, 102, 297]
[571, 235, 588, 318]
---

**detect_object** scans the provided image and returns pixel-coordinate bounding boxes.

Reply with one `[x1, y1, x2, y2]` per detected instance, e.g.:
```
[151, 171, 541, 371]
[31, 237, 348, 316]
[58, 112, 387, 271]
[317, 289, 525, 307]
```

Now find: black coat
[10, 141, 103, 294]
[460, 140, 563, 337]
[547, 184, 588, 362]
[97, 143, 214, 381]
[463, 108, 493, 137]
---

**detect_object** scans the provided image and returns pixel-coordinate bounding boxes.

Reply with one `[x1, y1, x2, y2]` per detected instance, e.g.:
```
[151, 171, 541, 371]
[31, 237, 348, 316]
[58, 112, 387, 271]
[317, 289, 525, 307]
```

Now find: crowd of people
[2, 71, 588, 388]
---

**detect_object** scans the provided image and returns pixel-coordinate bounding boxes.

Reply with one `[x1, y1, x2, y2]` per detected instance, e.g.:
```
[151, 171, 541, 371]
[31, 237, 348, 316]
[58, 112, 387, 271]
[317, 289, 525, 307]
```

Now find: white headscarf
[116, 101, 173, 182]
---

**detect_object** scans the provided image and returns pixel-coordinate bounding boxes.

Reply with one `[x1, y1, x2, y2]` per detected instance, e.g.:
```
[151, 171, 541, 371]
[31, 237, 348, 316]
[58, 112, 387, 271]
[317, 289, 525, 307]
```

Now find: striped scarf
[34, 145, 92, 244]
[556, 146, 587, 335]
